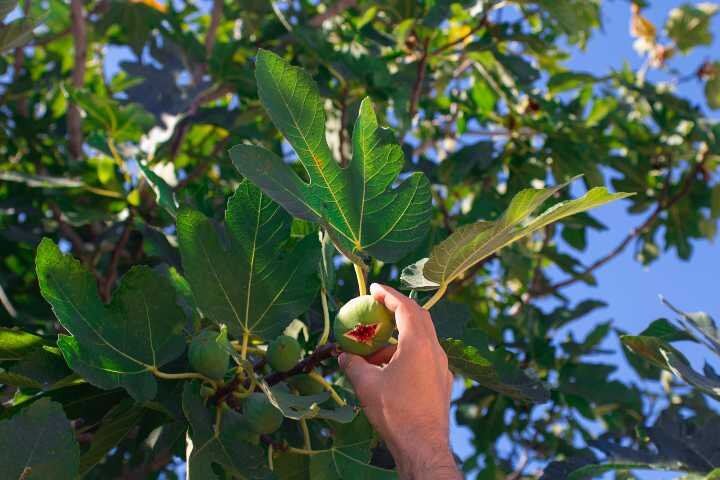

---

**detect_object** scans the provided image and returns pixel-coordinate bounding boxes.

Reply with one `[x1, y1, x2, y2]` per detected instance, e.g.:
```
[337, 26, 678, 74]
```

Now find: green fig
[266, 335, 303, 372]
[288, 373, 324, 395]
[334, 295, 394, 356]
[188, 326, 230, 380]
[243, 393, 283, 434]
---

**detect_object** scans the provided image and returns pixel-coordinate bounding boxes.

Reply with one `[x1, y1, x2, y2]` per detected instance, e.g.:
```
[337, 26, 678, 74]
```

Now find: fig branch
[264, 342, 340, 386]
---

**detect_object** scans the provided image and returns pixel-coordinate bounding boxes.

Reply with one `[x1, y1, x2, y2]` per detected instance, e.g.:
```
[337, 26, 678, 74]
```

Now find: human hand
[338, 283, 461, 480]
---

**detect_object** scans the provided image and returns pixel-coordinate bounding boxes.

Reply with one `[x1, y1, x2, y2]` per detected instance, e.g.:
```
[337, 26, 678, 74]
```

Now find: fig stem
[230, 341, 265, 355]
[422, 284, 447, 310]
[299, 418, 312, 450]
[353, 262, 367, 296]
[286, 446, 323, 456]
[308, 370, 346, 406]
[240, 330, 250, 360]
[268, 444, 274, 471]
[147, 366, 218, 387]
[213, 403, 223, 436]
[318, 287, 331, 346]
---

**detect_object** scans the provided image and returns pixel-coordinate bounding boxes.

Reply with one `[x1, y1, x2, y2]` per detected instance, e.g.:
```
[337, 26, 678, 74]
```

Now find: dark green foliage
[0, 1, 718, 478]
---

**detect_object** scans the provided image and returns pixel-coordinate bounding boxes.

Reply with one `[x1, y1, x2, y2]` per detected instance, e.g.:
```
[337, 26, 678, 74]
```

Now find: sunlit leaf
[36, 238, 187, 401]
[403, 179, 631, 297]
[177, 180, 320, 339]
[230, 49, 432, 263]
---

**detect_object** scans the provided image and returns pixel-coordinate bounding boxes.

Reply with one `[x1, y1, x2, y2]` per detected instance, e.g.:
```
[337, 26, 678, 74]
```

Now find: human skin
[338, 283, 462, 480]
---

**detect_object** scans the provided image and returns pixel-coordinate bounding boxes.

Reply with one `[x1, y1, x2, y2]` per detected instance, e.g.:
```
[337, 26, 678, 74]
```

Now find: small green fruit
[334, 295, 394, 356]
[243, 393, 283, 434]
[188, 326, 230, 380]
[288, 373, 324, 395]
[266, 335, 303, 372]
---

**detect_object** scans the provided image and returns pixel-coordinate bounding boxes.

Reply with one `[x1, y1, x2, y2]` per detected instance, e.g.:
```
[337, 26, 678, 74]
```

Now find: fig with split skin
[334, 295, 394, 356]
[266, 335, 303, 372]
[243, 392, 284, 434]
[188, 325, 231, 380]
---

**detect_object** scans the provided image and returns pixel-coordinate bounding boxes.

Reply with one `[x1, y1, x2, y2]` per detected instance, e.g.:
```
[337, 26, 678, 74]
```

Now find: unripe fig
[266, 335, 302, 372]
[334, 295, 394, 356]
[188, 326, 230, 380]
[288, 373, 324, 395]
[243, 393, 283, 434]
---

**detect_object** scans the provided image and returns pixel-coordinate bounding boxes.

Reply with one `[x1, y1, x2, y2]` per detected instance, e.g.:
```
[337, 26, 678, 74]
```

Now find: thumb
[338, 353, 379, 392]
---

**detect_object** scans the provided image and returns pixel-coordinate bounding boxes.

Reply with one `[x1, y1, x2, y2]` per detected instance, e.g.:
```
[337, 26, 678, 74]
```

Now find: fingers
[370, 283, 432, 340]
[338, 353, 379, 397]
[365, 344, 397, 366]
[370, 283, 416, 313]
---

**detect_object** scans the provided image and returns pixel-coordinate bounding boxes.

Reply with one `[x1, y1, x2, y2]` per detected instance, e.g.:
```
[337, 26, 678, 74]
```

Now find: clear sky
[449, 1, 720, 478]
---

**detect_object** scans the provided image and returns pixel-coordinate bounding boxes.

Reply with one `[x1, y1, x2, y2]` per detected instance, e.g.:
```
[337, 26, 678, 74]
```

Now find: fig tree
[243, 392, 283, 434]
[288, 373, 324, 395]
[334, 295, 394, 356]
[188, 326, 230, 380]
[266, 335, 302, 372]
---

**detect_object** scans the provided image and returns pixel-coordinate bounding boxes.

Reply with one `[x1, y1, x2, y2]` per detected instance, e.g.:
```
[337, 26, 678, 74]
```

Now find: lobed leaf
[230, 49, 432, 263]
[177, 180, 320, 339]
[36, 238, 187, 401]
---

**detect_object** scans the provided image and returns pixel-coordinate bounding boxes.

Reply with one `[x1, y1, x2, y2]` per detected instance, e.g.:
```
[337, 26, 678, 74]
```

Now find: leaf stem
[240, 330, 250, 360]
[318, 288, 331, 346]
[353, 263, 367, 296]
[268, 444, 274, 471]
[422, 285, 447, 310]
[148, 366, 217, 386]
[286, 446, 323, 456]
[299, 418, 312, 450]
[307, 370, 346, 406]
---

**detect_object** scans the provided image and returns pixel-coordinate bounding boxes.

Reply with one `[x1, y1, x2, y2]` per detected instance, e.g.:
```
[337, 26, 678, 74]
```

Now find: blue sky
[449, 1, 720, 477]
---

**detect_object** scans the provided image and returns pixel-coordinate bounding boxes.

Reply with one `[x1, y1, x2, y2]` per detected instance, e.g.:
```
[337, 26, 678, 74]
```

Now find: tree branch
[265, 342, 340, 386]
[68, 0, 87, 160]
[100, 218, 133, 302]
[12, 0, 31, 117]
[408, 36, 430, 122]
[205, 0, 223, 57]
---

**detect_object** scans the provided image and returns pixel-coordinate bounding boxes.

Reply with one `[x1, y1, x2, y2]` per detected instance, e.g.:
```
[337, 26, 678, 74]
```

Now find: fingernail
[369, 283, 379, 291]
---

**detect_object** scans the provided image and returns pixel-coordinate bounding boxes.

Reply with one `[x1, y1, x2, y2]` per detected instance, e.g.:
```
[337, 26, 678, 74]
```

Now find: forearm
[392, 441, 462, 480]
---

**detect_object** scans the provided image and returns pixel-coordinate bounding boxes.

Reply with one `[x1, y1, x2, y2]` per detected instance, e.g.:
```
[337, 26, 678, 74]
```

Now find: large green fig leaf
[36, 238, 187, 402]
[402, 178, 631, 298]
[230, 49, 432, 263]
[0, 398, 80, 480]
[177, 180, 320, 339]
[182, 382, 273, 480]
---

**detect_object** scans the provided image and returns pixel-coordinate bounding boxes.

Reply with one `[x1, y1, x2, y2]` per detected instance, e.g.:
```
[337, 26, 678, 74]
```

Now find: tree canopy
[1, 1, 719, 479]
